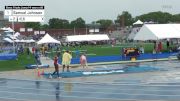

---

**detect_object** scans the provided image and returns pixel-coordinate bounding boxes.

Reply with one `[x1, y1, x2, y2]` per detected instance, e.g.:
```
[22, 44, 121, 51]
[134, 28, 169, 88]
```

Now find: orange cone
[37, 69, 41, 77]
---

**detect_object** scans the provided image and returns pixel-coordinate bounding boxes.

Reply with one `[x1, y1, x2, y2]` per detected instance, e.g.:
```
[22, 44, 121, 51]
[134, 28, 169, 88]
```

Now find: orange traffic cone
[37, 68, 41, 77]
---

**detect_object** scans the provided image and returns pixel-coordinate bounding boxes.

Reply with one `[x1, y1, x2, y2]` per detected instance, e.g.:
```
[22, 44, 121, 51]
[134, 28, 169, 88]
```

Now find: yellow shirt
[62, 52, 72, 65]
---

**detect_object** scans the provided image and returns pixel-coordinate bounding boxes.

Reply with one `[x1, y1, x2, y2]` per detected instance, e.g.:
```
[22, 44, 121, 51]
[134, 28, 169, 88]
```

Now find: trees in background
[40, 24, 49, 30]
[25, 11, 180, 30]
[136, 11, 173, 24]
[48, 18, 70, 29]
[47, 17, 86, 29]
[96, 19, 113, 29]
[70, 17, 86, 28]
[172, 14, 180, 23]
[115, 11, 134, 27]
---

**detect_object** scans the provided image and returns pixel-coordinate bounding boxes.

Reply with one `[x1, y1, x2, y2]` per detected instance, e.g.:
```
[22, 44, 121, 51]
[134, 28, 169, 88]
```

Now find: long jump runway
[1, 78, 180, 101]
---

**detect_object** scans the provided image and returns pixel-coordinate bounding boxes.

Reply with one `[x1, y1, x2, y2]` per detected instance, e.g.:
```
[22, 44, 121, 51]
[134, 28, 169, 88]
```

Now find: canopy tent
[1, 27, 15, 32]
[133, 20, 143, 25]
[13, 39, 35, 43]
[1, 27, 10, 30]
[37, 33, 60, 44]
[128, 27, 141, 40]
[20, 39, 26, 43]
[9, 35, 17, 40]
[14, 32, 20, 37]
[3, 38, 13, 43]
[66, 34, 110, 42]
[134, 24, 180, 41]
[26, 39, 36, 43]
[128, 32, 136, 40]
[14, 39, 21, 43]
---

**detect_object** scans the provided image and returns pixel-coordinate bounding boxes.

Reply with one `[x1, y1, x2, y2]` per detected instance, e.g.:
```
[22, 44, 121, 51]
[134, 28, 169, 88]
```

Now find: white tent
[26, 39, 35, 43]
[9, 35, 17, 40]
[20, 39, 26, 43]
[66, 34, 110, 42]
[14, 39, 21, 43]
[3, 38, 13, 43]
[128, 27, 141, 40]
[134, 24, 180, 41]
[14, 32, 20, 37]
[1, 27, 15, 32]
[13, 39, 35, 43]
[37, 33, 60, 44]
[128, 32, 136, 40]
[1, 27, 10, 30]
[133, 20, 143, 25]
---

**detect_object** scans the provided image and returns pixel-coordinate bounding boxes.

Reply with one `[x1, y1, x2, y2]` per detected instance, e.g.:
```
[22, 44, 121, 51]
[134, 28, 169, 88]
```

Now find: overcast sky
[0, 0, 179, 23]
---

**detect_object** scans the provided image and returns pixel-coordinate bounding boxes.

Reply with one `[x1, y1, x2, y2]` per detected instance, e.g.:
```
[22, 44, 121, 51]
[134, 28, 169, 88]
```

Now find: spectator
[153, 41, 156, 50]
[139, 45, 144, 54]
[158, 42, 163, 53]
[41, 45, 45, 56]
[32, 47, 35, 55]
[27, 48, 30, 55]
[166, 40, 170, 51]
[35, 50, 41, 65]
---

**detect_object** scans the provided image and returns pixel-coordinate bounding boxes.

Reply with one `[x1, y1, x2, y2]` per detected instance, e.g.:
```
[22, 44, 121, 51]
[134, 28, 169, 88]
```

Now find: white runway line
[0, 96, 40, 101]
[1, 80, 180, 93]
[0, 92, 177, 101]
[0, 85, 180, 97]
[1, 79, 180, 101]
[0, 84, 180, 94]
[4, 78, 180, 88]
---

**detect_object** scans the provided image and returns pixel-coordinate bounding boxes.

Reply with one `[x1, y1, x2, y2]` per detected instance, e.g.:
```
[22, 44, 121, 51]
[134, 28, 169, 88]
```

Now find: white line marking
[4, 77, 180, 87]
[0, 84, 180, 92]
[1, 81, 180, 94]
[4, 79, 180, 88]
[0, 86, 180, 97]
[0, 91, 178, 101]
[0, 96, 40, 101]
[0, 96, 148, 101]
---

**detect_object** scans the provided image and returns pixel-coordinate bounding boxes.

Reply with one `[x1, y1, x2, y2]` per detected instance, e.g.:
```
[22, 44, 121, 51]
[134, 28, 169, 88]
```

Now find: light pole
[73, 27, 76, 35]
[162, 0, 172, 24]
[86, 26, 88, 35]
[160, 0, 171, 24]
[12, 17, 15, 53]
[161, 0, 172, 13]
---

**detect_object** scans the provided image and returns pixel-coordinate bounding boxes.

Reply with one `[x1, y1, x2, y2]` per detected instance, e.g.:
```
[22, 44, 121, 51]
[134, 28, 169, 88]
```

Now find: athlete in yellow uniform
[62, 50, 72, 72]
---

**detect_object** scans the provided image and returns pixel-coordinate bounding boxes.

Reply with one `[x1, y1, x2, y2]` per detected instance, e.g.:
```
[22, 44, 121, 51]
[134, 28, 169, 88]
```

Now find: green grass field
[0, 43, 169, 71]
[61, 43, 168, 57]
[0, 53, 35, 71]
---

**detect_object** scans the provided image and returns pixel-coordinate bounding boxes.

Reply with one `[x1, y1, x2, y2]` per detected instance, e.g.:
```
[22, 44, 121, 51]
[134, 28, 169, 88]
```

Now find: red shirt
[32, 47, 35, 52]
[54, 57, 58, 64]
[158, 42, 162, 51]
